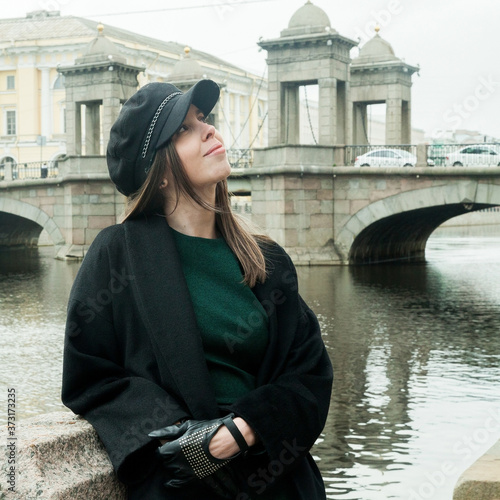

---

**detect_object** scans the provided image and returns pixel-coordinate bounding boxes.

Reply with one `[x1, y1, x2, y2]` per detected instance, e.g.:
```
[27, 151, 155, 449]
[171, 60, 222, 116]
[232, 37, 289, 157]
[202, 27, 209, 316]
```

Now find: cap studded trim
[141, 91, 182, 163]
[178, 423, 230, 478]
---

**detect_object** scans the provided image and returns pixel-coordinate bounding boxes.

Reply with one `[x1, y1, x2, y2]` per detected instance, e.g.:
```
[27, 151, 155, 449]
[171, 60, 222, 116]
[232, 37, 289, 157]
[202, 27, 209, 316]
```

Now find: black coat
[62, 215, 333, 499]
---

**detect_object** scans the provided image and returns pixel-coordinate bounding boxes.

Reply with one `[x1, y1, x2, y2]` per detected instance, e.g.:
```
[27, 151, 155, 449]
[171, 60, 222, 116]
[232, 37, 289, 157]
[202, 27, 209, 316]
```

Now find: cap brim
[155, 79, 220, 152]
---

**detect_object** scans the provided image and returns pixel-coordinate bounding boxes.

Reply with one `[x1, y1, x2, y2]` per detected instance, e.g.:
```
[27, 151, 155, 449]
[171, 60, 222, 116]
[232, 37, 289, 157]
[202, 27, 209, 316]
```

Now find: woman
[62, 79, 333, 499]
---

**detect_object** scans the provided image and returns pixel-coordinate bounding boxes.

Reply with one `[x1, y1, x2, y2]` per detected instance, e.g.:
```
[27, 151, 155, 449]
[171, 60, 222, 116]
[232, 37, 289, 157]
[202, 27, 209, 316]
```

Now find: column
[318, 78, 337, 145]
[266, 66, 279, 146]
[85, 103, 101, 155]
[401, 100, 411, 144]
[241, 95, 249, 149]
[385, 98, 402, 145]
[102, 95, 121, 146]
[65, 99, 82, 156]
[353, 103, 369, 145]
[262, 100, 268, 146]
[233, 93, 241, 148]
[75, 103, 82, 156]
[336, 80, 346, 144]
[281, 84, 299, 144]
[344, 81, 353, 145]
[40, 67, 51, 139]
[223, 89, 231, 146]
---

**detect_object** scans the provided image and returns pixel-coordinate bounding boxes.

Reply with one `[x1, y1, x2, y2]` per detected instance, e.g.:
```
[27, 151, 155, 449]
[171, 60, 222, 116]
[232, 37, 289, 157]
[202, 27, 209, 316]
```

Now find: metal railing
[428, 143, 500, 167]
[227, 149, 253, 169]
[0, 153, 251, 181]
[345, 145, 419, 167]
[344, 143, 500, 168]
[0, 161, 59, 181]
[231, 202, 252, 214]
[2, 144, 499, 181]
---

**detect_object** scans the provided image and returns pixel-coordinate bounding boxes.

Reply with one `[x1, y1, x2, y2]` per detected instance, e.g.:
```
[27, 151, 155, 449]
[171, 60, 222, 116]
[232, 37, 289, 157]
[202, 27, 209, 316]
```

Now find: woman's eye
[178, 125, 188, 133]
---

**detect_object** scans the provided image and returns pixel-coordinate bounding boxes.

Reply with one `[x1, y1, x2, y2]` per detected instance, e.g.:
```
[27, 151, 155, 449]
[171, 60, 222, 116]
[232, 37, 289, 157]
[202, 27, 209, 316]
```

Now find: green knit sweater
[171, 229, 269, 405]
[172, 229, 298, 499]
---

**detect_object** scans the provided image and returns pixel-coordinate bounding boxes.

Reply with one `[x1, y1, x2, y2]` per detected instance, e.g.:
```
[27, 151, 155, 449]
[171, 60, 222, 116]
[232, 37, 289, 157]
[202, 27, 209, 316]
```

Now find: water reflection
[0, 247, 79, 420]
[0, 238, 499, 500]
[297, 236, 500, 499]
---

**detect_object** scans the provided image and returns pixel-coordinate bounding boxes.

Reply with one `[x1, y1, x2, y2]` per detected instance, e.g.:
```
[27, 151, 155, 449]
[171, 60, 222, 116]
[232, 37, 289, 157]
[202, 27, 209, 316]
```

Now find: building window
[6, 75, 15, 90]
[53, 74, 65, 89]
[6, 110, 16, 135]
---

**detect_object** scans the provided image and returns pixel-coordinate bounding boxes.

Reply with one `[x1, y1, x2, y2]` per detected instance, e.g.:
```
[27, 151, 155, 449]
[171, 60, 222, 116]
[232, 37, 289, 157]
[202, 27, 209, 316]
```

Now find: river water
[1, 231, 500, 500]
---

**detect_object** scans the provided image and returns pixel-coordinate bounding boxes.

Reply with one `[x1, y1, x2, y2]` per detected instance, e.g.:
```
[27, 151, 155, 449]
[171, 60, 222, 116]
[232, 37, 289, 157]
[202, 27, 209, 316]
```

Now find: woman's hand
[159, 420, 183, 445]
[208, 417, 257, 459]
[149, 414, 253, 490]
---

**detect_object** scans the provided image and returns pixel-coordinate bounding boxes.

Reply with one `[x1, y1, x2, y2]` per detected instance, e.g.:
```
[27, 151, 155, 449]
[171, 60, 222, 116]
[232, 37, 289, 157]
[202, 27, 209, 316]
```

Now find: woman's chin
[216, 161, 232, 182]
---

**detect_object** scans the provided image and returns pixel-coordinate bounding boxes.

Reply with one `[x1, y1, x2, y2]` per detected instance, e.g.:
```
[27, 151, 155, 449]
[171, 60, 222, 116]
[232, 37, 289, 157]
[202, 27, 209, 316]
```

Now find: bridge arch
[337, 180, 500, 264]
[0, 197, 65, 249]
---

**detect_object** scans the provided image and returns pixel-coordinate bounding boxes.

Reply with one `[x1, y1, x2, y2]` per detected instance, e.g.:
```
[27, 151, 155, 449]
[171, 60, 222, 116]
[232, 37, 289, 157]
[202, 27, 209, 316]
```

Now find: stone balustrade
[0, 411, 125, 499]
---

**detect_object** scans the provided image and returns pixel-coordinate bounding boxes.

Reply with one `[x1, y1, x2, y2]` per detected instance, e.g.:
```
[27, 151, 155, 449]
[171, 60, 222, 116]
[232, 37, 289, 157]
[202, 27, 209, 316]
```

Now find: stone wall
[252, 145, 342, 264]
[0, 411, 125, 500]
[251, 172, 339, 264]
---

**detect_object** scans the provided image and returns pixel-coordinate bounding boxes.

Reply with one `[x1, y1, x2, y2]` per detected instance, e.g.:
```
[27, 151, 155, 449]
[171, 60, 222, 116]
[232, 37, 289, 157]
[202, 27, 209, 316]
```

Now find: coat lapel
[123, 215, 219, 419]
[251, 248, 296, 386]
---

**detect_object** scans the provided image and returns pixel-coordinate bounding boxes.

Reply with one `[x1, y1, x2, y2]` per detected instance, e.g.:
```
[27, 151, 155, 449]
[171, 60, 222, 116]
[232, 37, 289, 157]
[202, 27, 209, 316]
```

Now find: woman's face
[170, 104, 231, 195]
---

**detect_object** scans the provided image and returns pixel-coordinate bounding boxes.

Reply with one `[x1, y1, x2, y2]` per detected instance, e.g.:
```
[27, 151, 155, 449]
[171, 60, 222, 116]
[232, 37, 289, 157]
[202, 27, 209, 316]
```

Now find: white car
[444, 144, 500, 167]
[354, 148, 431, 167]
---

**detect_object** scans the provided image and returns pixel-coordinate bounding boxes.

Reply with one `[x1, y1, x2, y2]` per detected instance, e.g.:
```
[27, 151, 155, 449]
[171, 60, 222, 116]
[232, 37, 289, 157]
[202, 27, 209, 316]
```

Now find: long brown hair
[123, 142, 270, 287]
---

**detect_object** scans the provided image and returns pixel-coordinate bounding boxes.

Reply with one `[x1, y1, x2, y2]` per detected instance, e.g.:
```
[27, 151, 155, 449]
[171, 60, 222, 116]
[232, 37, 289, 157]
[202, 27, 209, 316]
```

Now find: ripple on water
[1, 238, 500, 500]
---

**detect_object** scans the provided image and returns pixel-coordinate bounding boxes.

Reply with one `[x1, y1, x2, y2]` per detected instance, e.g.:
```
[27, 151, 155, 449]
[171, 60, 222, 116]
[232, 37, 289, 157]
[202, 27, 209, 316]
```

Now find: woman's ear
[159, 179, 168, 189]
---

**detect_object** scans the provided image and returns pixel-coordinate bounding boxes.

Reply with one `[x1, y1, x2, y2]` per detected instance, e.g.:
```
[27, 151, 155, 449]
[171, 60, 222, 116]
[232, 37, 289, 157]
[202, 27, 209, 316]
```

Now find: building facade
[0, 10, 267, 174]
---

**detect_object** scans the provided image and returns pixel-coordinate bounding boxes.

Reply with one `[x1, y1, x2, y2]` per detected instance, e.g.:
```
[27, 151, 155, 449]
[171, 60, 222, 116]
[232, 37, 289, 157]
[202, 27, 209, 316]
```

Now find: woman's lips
[204, 144, 224, 156]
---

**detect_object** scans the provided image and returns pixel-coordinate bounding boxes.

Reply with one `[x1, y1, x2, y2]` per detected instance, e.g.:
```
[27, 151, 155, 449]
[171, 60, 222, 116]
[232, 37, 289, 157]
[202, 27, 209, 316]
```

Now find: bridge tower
[59, 23, 142, 159]
[53, 25, 142, 258]
[257, 0, 357, 146]
[350, 28, 418, 145]
[250, 1, 357, 263]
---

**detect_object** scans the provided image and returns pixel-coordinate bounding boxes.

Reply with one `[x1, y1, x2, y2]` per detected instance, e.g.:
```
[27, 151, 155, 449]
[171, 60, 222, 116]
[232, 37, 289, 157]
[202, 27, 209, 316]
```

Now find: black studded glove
[148, 414, 249, 491]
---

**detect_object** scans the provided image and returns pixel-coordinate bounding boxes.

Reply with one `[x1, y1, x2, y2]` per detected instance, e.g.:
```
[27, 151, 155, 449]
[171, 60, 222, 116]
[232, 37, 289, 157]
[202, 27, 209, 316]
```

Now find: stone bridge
[1, 150, 500, 264]
[239, 145, 500, 264]
[0, 156, 123, 259]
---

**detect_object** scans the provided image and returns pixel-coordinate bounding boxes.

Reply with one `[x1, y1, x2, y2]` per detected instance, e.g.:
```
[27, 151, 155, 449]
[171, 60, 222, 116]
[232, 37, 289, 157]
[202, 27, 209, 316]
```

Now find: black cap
[107, 79, 220, 196]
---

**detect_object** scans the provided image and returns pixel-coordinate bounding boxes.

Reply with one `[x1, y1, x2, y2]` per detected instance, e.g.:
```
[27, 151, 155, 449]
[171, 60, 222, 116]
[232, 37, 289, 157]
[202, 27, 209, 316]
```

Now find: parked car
[354, 148, 433, 167]
[444, 144, 500, 167]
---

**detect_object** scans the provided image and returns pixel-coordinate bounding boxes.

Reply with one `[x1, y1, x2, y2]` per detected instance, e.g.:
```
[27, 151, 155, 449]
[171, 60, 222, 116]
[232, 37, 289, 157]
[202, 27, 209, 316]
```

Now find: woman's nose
[203, 122, 216, 140]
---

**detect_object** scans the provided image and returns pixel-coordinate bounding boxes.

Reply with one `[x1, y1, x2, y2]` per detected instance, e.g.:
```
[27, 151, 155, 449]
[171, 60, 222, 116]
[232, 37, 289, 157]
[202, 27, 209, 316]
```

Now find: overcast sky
[5, 0, 500, 140]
